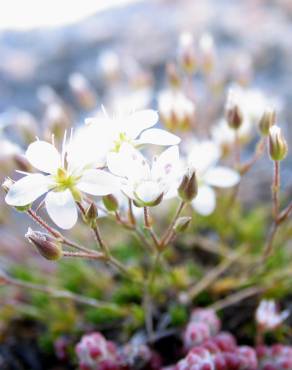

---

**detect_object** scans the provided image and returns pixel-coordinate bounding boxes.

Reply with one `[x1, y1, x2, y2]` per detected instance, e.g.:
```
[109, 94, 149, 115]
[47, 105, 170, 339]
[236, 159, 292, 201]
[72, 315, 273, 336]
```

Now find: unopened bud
[269, 125, 288, 161]
[84, 203, 97, 228]
[258, 108, 276, 136]
[2, 177, 13, 194]
[103, 194, 119, 212]
[173, 216, 192, 233]
[178, 170, 198, 202]
[226, 105, 243, 130]
[25, 228, 62, 260]
[225, 90, 243, 130]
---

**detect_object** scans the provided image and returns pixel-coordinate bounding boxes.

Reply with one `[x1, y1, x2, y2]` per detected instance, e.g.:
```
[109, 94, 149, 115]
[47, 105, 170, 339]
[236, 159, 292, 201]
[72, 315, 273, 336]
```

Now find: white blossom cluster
[5, 108, 240, 229]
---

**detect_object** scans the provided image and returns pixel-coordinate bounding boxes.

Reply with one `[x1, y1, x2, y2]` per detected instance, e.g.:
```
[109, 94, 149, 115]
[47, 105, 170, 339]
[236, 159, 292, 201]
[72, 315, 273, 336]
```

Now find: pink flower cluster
[176, 340, 257, 370]
[184, 308, 221, 350]
[257, 344, 292, 370]
[75, 332, 120, 370]
[75, 309, 292, 370]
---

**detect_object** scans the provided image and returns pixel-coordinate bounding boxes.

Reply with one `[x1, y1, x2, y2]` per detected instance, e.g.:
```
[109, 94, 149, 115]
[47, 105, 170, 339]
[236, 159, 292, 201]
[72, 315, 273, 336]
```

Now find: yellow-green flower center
[55, 168, 77, 191]
[112, 132, 132, 152]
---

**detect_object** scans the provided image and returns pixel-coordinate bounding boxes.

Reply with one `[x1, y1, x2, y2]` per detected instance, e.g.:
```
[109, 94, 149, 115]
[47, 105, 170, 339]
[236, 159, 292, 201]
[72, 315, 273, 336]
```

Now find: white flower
[5, 136, 119, 229]
[158, 90, 195, 130]
[211, 118, 252, 150]
[85, 108, 181, 154]
[107, 143, 180, 207]
[256, 300, 289, 331]
[187, 140, 240, 215]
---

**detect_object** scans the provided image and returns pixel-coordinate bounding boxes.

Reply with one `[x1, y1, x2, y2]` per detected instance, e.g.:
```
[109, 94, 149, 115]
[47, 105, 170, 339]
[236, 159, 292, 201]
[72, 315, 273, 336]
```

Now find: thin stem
[143, 207, 160, 249]
[28, 208, 96, 255]
[128, 199, 136, 226]
[143, 251, 162, 341]
[63, 251, 105, 260]
[27, 209, 61, 238]
[240, 138, 265, 175]
[183, 249, 245, 302]
[208, 286, 264, 312]
[1, 270, 126, 313]
[234, 130, 241, 167]
[160, 200, 185, 247]
[272, 160, 280, 220]
[92, 224, 110, 256]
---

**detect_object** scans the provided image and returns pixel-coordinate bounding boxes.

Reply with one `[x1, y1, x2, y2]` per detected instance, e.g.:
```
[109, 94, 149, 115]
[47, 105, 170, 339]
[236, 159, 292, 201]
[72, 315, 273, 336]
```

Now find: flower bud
[225, 89, 243, 130]
[103, 194, 119, 212]
[178, 170, 198, 202]
[25, 228, 62, 260]
[269, 125, 288, 161]
[173, 216, 192, 233]
[84, 203, 98, 228]
[258, 108, 276, 136]
[2, 177, 14, 194]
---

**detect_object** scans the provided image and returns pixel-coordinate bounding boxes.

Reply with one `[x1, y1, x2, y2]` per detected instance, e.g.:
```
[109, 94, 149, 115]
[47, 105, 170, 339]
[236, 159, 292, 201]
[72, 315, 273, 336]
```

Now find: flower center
[112, 132, 132, 152]
[55, 167, 77, 190]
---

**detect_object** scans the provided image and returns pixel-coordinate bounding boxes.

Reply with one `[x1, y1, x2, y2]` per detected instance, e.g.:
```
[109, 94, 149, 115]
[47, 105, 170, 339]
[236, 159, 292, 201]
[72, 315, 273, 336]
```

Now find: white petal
[5, 174, 52, 206]
[191, 185, 216, 216]
[77, 169, 119, 196]
[45, 190, 77, 229]
[151, 145, 180, 181]
[124, 109, 159, 139]
[25, 141, 61, 174]
[188, 140, 220, 174]
[138, 128, 181, 146]
[107, 143, 150, 181]
[135, 181, 161, 203]
[66, 125, 109, 171]
[204, 166, 240, 188]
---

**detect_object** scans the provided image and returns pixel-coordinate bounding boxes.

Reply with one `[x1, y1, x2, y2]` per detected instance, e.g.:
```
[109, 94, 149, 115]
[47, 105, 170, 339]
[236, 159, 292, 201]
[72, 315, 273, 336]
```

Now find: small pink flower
[256, 300, 289, 331]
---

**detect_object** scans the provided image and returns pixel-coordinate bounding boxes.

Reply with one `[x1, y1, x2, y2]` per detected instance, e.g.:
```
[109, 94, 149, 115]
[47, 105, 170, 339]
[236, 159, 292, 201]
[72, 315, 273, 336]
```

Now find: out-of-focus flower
[176, 347, 214, 370]
[14, 110, 39, 144]
[198, 33, 215, 75]
[256, 300, 289, 331]
[257, 344, 292, 370]
[178, 32, 197, 74]
[43, 103, 71, 142]
[211, 119, 251, 153]
[108, 143, 180, 207]
[108, 87, 152, 116]
[187, 140, 240, 215]
[97, 50, 121, 82]
[268, 125, 288, 161]
[5, 135, 119, 229]
[184, 322, 212, 350]
[69, 72, 97, 110]
[190, 309, 221, 336]
[166, 63, 181, 89]
[258, 107, 276, 136]
[85, 108, 180, 156]
[158, 90, 195, 131]
[75, 332, 120, 370]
